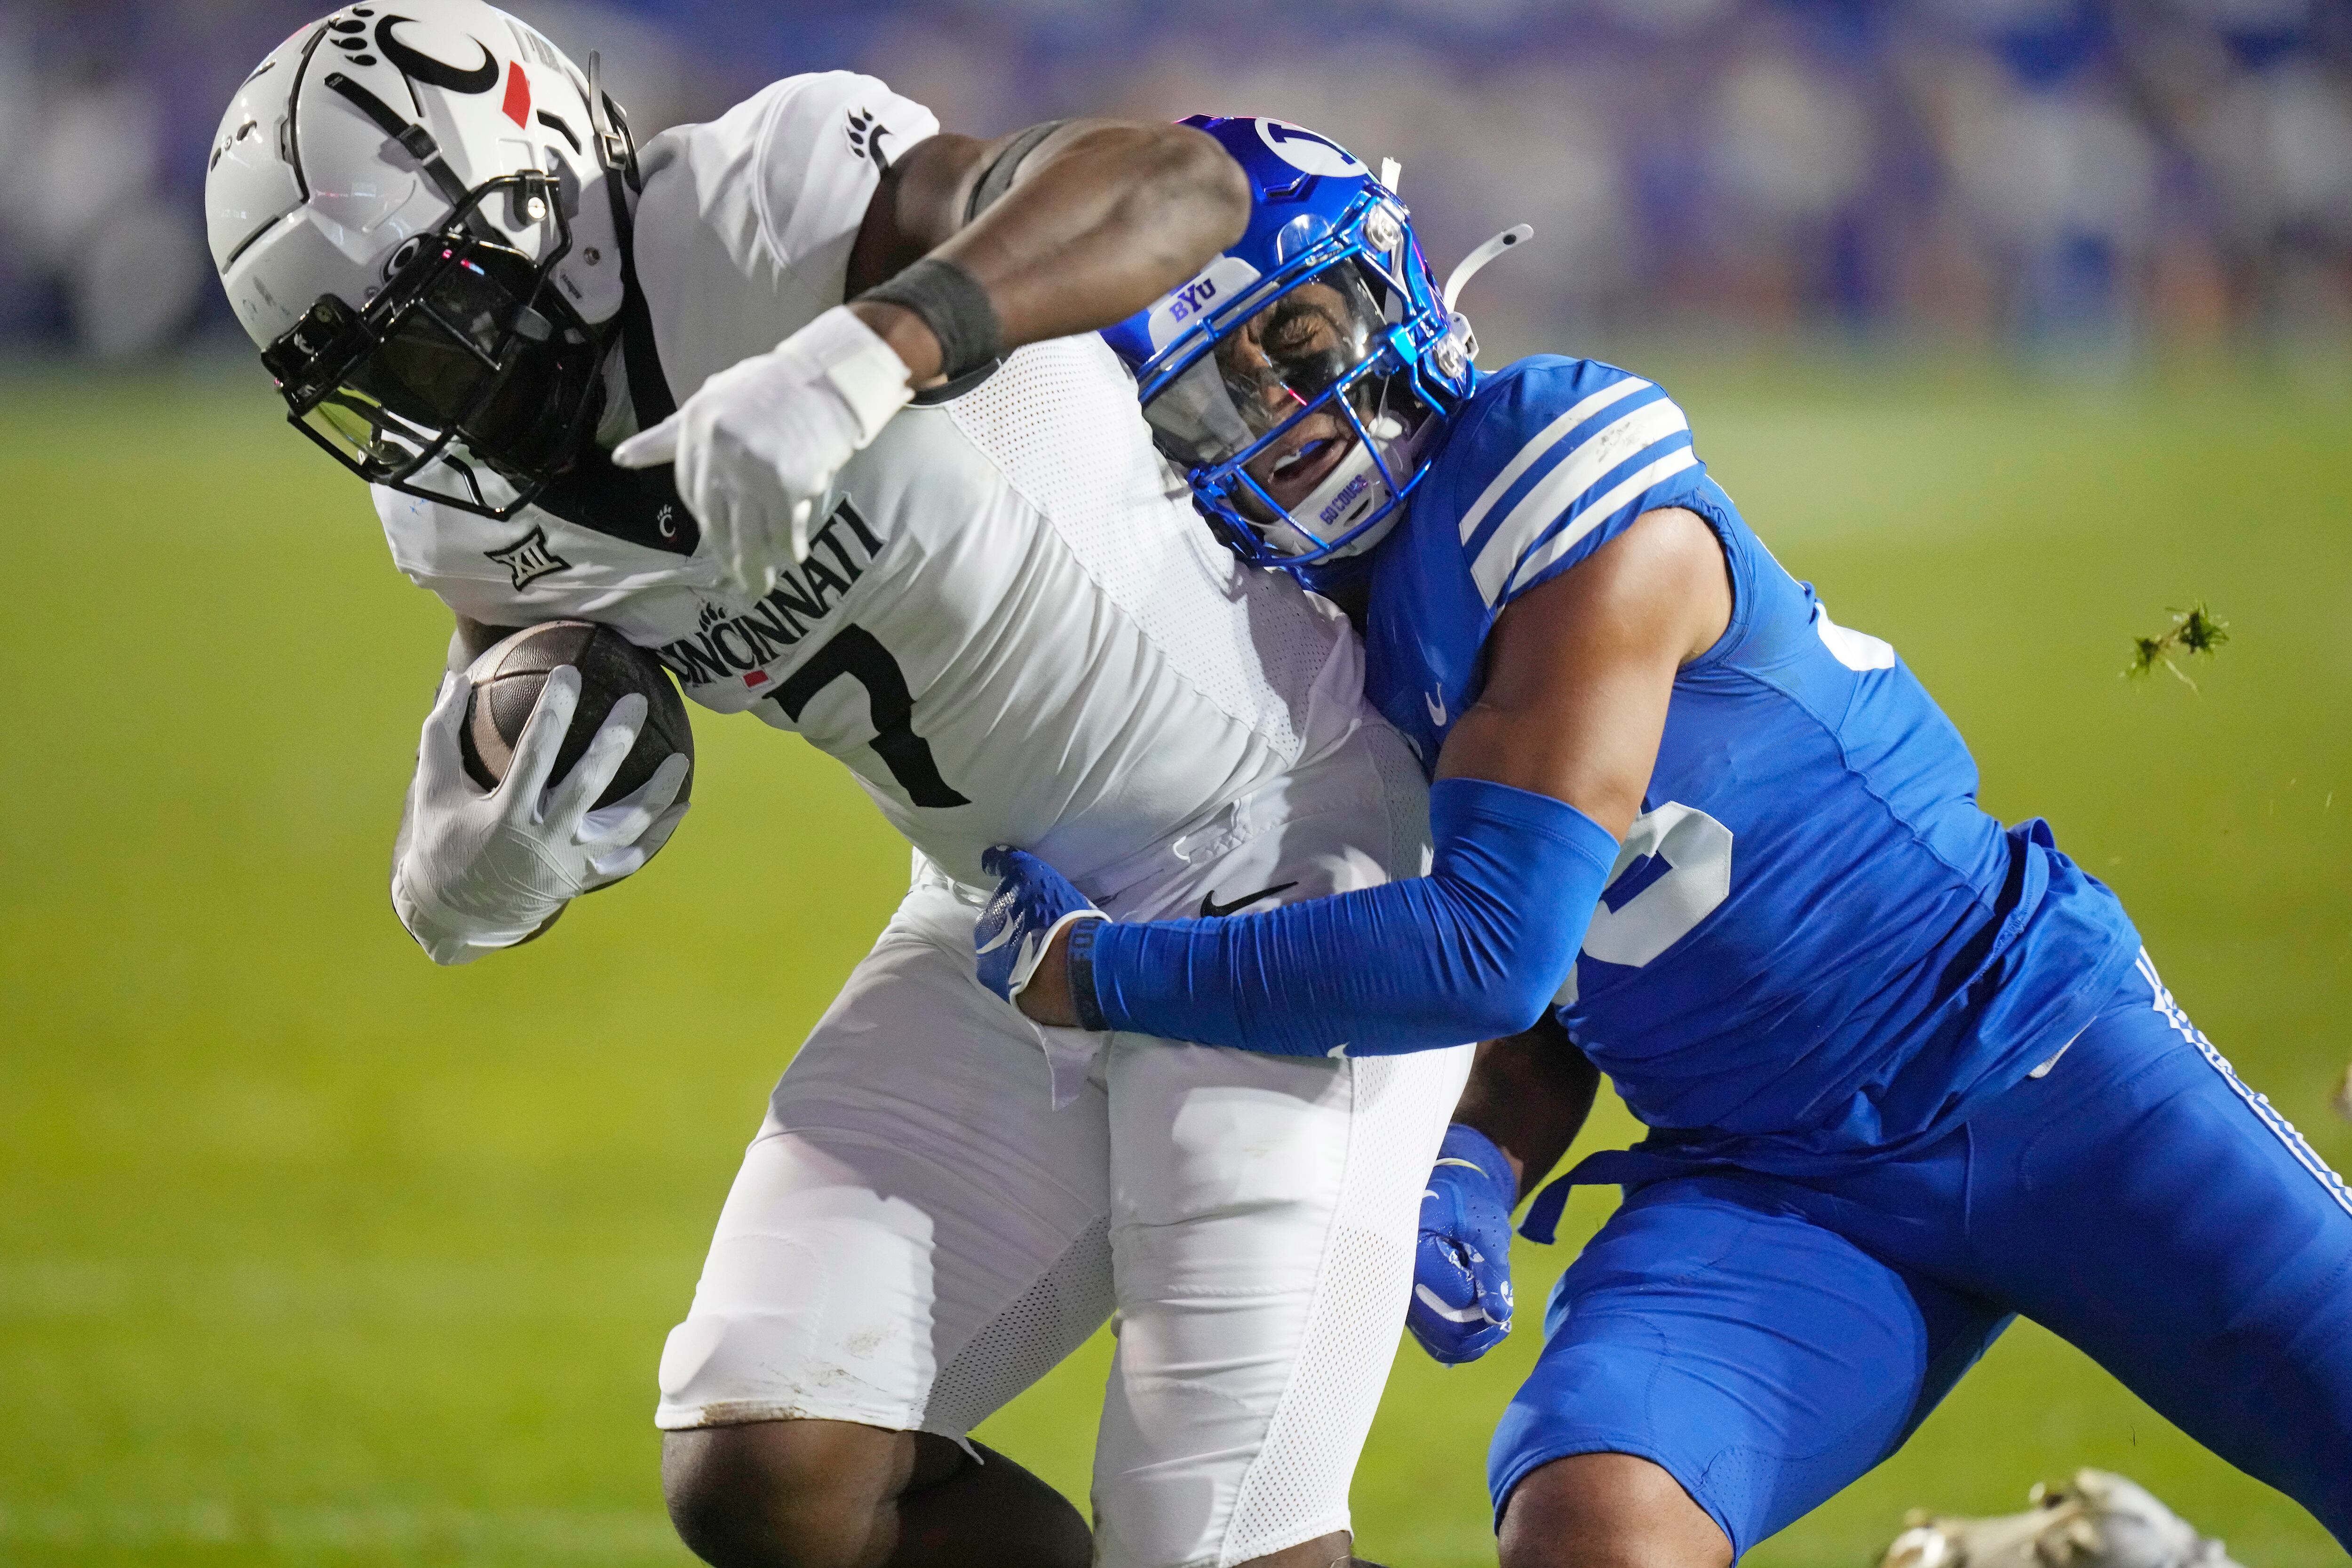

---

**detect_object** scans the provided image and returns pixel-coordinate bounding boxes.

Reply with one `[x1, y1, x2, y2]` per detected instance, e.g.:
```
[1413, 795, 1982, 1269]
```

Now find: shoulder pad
[1439, 357, 1704, 607]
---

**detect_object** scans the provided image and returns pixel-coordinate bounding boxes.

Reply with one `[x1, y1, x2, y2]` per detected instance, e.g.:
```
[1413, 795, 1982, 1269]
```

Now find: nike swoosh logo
[1425, 689, 1448, 726]
[974, 923, 1016, 955]
[1199, 880, 1298, 919]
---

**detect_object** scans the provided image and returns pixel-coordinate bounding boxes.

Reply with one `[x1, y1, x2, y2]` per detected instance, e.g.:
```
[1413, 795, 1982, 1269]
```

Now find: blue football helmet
[1104, 115, 1518, 584]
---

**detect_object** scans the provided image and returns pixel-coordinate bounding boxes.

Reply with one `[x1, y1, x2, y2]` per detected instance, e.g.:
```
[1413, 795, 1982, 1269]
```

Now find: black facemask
[261, 172, 609, 519]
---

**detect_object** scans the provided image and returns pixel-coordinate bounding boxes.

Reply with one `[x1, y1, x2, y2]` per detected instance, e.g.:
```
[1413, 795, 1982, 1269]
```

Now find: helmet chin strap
[1270, 412, 1420, 561]
[320, 72, 475, 207]
[585, 52, 640, 191]
[585, 51, 675, 433]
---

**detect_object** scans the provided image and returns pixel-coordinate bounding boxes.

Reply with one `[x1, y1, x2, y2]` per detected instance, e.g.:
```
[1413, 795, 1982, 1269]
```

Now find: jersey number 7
[774, 625, 970, 808]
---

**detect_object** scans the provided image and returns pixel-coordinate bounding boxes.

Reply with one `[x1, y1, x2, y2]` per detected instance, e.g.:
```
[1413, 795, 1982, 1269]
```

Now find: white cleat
[1877, 1469, 2241, 1568]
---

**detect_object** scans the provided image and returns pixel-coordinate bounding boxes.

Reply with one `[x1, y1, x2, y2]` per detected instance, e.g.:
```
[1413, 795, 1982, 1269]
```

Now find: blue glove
[976, 845, 1108, 1011]
[1406, 1123, 1518, 1366]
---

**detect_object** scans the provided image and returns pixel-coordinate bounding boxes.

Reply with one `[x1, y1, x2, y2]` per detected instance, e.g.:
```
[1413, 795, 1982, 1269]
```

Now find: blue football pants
[1490, 953, 2352, 1557]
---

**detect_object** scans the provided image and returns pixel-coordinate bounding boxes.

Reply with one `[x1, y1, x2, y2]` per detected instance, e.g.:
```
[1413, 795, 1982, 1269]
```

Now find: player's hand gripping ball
[392, 623, 694, 965]
[975, 846, 1106, 1011]
[459, 621, 695, 810]
[1408, 1122, 1518, 1366]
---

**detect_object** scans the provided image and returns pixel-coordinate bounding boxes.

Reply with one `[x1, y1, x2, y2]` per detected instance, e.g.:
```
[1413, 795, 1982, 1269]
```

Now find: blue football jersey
[1365, 357, 2142, 1163]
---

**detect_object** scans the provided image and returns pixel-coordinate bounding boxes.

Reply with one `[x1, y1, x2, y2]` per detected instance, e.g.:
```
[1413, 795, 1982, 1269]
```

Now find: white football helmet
[205, 0, 636, 517]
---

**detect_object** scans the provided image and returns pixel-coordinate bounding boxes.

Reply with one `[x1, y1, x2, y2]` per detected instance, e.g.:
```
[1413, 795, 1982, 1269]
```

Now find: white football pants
[655, 724, 1469, 1568]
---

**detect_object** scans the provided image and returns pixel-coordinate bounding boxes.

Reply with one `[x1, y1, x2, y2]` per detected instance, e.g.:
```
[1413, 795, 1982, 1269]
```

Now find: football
[458, 620, 694, 810]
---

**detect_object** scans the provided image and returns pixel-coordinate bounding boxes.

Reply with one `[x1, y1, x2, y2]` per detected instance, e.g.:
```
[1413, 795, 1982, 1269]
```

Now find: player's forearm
[1066, 777, 1618, 1056]
[944, 122, 1248, 346]
[853, 122, 1247, 384]
[1452, 1020, 1601, 1204]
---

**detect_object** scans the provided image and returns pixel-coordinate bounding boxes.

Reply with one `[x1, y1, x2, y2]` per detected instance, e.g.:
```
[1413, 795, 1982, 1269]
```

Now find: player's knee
[661, 1419, 937, 1568]
[1498, 1453, 1732, 1568]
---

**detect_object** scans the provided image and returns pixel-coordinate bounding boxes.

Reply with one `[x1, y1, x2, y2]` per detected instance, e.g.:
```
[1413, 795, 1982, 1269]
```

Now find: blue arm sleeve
[1082, 776, 1620, 1056]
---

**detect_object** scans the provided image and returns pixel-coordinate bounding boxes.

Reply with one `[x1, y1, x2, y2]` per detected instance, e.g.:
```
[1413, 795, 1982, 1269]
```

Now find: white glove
[391, 668, 692, 966]
[611, 304, 914, 601]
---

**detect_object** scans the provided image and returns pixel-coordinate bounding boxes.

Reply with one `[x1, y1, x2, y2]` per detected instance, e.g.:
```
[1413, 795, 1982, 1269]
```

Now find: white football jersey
[375, 72, 1367, 890]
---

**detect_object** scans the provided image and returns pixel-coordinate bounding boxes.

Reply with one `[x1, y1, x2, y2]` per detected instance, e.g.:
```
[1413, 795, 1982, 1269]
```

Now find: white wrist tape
[795, 305, 916, 444]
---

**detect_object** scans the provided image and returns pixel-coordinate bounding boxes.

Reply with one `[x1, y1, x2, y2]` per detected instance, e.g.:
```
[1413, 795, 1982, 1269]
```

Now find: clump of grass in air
[2127, 603, 2229, 689]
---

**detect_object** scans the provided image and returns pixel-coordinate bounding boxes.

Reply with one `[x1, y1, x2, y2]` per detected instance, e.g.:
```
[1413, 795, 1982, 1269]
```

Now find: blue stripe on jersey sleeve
[1441, 359, 1711, 611]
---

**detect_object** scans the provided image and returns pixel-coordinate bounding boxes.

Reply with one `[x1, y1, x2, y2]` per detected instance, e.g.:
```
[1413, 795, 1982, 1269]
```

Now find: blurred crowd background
[2, 0, 2348, 365]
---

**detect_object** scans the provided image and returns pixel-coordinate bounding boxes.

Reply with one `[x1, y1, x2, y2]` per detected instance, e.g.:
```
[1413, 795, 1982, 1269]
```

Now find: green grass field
[4, 358, 2348, 1566]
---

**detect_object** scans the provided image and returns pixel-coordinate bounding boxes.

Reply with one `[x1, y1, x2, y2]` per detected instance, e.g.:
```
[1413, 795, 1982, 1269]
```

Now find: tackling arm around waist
[1077, 775, 1616, 1054]
[1033, 507, 1730, 1055]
